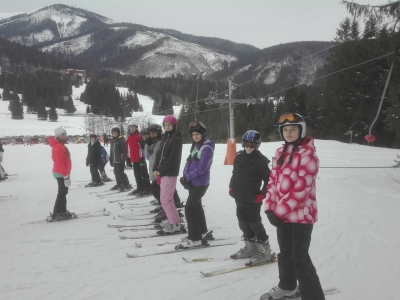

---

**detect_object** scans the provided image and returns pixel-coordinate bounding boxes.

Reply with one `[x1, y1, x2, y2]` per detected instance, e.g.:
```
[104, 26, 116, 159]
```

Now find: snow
[0, 131, 400, 299]
[0, 85, 180, 137]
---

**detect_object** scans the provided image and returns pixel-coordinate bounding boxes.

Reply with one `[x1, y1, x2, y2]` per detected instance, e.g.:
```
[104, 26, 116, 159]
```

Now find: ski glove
[63, 175, 71, 188]
[254, 194, 265, 204]
[266, 210, 283, 227]
[86, 161, 89, 167]
[180, 177, 189, 190]
[110, 161, 114, 167]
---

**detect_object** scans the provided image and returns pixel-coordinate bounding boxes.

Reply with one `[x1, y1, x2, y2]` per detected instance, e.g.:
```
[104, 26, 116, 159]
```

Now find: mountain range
[0, 4, 332, 85]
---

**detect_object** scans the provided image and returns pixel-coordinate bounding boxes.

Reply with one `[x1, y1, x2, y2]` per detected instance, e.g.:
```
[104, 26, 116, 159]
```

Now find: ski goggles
[243, 141, 257, 149]
[278, 113, 301, 125]
[188, 121, 206, 133]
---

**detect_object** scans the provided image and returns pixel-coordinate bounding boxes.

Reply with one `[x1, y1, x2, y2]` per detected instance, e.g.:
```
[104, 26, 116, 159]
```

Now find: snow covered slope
[0, 140, 399, 299]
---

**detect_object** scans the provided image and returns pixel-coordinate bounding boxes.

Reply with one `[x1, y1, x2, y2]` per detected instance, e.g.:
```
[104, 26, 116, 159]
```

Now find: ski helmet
[111, 127, 121, 135]
[148, 124, 162, 136]
[187, 121, 207, 137]
[242, 130, 261, 149]
[163, 115, 177, 125]
[139, 128, 149, 137]
[278, 113, 306, 140]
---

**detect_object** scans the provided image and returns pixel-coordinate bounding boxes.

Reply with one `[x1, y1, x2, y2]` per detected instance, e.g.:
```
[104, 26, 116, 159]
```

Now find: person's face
[112, 132, 118, 138]
[244, 146, 255, 154]
[149, 131, 158, 139]
[90, 137, 96, 143]
[164, 122, 174, 132]
[282, 125, 300, 143]
[58, 133, 68, 141]
[129, 126, 137, 133]
[141, 134, 149, 141]
[192, 132, 202, 143]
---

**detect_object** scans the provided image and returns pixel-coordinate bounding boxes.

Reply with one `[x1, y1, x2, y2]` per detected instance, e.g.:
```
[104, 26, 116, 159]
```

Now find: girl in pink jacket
[261, 113, 325, 300]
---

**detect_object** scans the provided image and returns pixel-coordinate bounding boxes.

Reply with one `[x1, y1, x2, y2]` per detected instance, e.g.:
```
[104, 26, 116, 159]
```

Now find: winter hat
[111, 127, 121, 135]
[163, 115, 177, 125]
[90, 134, 97, 139]
[54, 127, 66, 137]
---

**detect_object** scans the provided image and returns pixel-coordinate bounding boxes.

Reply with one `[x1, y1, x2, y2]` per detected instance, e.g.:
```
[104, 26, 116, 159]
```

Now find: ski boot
[110, 184, 119, 191]
[260, 286, 297, 300]
[247, 239, 272, 266]
[230, 239, 257, 259]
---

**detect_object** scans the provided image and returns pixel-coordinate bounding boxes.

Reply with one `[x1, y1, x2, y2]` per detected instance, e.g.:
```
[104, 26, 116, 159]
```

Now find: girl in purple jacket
[178, 121, 215, 248]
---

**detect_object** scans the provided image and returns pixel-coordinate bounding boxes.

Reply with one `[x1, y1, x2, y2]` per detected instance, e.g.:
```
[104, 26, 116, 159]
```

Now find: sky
[0, 0, 389, 49]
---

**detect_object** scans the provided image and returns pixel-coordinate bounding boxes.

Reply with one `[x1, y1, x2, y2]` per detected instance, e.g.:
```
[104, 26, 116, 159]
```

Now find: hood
[48, 136, 60, 147]
[202, 138, 215, 151]
[299, 136, 316, 150]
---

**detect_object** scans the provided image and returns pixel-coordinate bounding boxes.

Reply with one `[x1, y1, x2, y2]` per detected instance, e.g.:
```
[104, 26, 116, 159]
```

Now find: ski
[107, 223, 155, 228]
[200, 253, 277, 277]
[24, 209, 109, 225]
[46, 211, 111, 222]
[126, 241, 237, 258]
[182, 256, 232, 263]
[108, 196, 152, 203]
[259, 287, 340, 300]
[115, 214, 154, 221]
[136, 237, 231, 248]
[119, 228, 186, 240]
[118, 227, 157, 232]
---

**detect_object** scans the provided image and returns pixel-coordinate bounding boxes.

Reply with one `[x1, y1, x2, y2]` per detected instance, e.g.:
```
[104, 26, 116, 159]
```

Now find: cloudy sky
[0, 0, 387, 49]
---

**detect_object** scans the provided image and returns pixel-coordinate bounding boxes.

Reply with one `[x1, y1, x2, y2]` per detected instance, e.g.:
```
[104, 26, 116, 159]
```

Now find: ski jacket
[126, 131, 142, 163]
[86, 140, 102, 165]
[183, 139, 215, 187]
[229, 149, 270, 207]
[154, 130, 182, 177]
[101, 146, 109, 163]
[145, 137, 162, 181]
[110, 135, 127, 164]
[49, 136, 72, 177]
[265, 137, 319, 224]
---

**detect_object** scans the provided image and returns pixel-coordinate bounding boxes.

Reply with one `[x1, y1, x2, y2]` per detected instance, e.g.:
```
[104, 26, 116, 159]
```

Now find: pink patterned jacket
[264, 137, 319, 224]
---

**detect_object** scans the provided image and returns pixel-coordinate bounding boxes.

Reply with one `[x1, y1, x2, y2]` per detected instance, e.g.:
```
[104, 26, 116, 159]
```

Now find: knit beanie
[54, 127, 66, 137]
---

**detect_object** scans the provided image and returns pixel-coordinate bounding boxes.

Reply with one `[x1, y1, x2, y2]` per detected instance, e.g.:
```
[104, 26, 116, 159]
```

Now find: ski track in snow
[0, 116, 400, 298]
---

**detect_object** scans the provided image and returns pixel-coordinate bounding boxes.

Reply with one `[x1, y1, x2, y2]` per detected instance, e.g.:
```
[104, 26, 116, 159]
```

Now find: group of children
[48, 112, 324, 300]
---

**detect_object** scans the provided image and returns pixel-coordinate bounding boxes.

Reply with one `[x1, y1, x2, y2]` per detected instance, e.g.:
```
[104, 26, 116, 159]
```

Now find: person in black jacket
[86, 134, 103, 187]
[229, 130, 273, 266]
[153, 115, 183, 234]
[110, 127, 130, 191]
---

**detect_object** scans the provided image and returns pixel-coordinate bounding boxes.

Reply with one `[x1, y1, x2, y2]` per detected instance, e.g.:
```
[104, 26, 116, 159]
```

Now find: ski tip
[126, 253, 136, 258]
[135, 242, 142, 248]
[182, 257, 193, 263]
[200, 271, 211, 277]
[119, 235, 126, 239]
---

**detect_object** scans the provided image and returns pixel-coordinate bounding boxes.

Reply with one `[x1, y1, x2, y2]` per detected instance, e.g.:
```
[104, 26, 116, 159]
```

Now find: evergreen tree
[36, 99, 48, 120]
[8, 92, 24, 119]
[86, 105, 91, 114]
[49, 103, 58, 122]
[64, 96, 76, 113]
[351, 19, 361, 40]
[335, 18, 352, 42]
[2, 83, 11, 100]
[363, 16, 377, 39]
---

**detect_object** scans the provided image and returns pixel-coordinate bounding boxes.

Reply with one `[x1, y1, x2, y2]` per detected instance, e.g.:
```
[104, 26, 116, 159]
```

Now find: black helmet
[188, 121, 207, 135]
[111, 127, 120, 135]
[139, 128, 149, 137]
[148, 124, 162, 136]
[278, 113, 306, 141]
[242, 130, 261, 149]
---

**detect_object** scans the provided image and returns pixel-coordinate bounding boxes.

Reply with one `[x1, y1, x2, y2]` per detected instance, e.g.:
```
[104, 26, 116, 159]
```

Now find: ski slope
[0, 139, 399, 299]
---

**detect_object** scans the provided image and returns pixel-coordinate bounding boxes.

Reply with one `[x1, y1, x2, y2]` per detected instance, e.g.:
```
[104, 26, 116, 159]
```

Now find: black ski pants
[151, 180, 181, 206]
[113, 162, 130, 187]
[53, 177, 68, 214]
[277, 223, 325, 300]
[140, 161, 151, 192]
[90, 164, 101, 183]
[185, 185, 209, 241]
[133, 162, 150, 192]
[236, 206, 268, 242]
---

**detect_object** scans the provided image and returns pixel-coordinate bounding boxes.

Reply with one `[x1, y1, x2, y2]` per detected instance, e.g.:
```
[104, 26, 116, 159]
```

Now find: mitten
[180, 177, 189, 190]
[64, 175, 71, 187]
[86, 161, 89, 167]
[265, 210, 283, 227]
[229, 188, 235, 198]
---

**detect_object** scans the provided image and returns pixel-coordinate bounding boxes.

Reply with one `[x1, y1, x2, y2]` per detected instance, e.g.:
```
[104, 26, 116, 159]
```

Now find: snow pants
[132, 162, 150, 192]
[113, 162, 130, 187]
[276, 223, 325, 300]
[90, 164, 101, 183]
[0, 162, 5, 179]
[151, 180, 181, 206]
[53, 177, 68, 214]
[185, 185, 209, 241]
[159, 176, 180, 224]
[236, 205, 268, 242]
